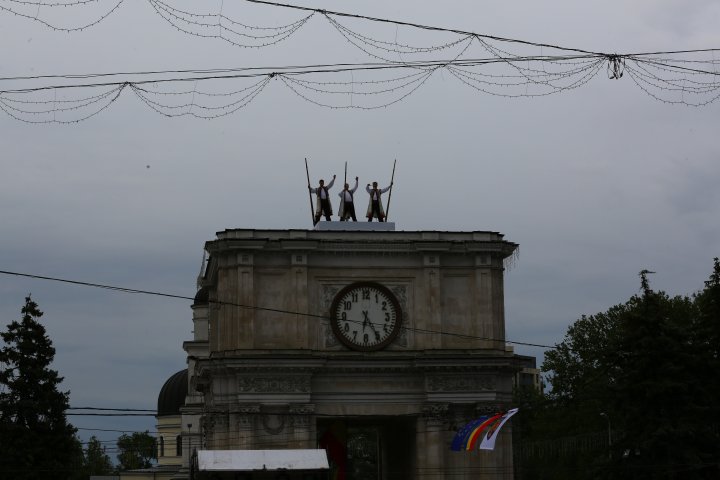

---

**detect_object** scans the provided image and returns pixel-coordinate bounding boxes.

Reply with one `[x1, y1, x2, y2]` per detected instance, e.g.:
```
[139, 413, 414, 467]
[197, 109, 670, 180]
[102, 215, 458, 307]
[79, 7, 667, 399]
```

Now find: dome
[157, 369, 188, 417]
[193, 287, 209, 306]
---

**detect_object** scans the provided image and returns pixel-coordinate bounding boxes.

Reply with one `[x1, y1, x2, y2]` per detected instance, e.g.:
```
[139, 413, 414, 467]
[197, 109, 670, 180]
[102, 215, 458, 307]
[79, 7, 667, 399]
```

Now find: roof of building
[193, 286, 209, 305]
[157, 369, 187, 416]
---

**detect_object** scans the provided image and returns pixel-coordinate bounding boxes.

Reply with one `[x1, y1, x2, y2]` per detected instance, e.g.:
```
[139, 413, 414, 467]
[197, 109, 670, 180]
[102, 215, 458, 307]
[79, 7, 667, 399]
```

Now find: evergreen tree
[116, 431, 157, 470]
[0, 296, 84, 480]
[689, 258, 720, 476]
[608, 272, 701, 478]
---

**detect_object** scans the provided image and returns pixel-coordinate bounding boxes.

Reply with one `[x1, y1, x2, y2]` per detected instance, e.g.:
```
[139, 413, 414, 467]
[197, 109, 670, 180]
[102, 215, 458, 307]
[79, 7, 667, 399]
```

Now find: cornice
[195, 350, 517, 375]
[205, 229, 517, 259]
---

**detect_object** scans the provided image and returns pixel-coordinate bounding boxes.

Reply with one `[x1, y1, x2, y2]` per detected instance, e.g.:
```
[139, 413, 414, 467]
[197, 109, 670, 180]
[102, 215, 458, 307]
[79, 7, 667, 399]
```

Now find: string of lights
[0, 0, 594, 55]
[147, 0, 314, 49]
[128, 77, 271, 119]
[624, 56, 720, 106]
[2, 54, 719, 123]
[2, 2, 720, 111]
[0, 0, 124, 32]
[0, 83, 125, 123]
[0, 51, 720, 124]
[323, 13, 476, 65]
[447, 59, 604, 98]
[4, 0, 720, 65]
[0, 269, 555, 349]
[150, 0, 311, 31]
[0, 56, 580, 122]
[278, 68, 436, 109]
[2, 0, 103, 7]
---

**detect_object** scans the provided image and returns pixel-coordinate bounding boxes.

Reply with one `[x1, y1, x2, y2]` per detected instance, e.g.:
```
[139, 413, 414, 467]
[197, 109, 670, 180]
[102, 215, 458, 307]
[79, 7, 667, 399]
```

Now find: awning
[197, 450, 329, 472]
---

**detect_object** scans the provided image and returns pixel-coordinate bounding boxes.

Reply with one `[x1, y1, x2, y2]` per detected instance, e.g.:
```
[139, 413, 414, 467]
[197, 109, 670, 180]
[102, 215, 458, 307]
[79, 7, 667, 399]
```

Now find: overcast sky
[1, 0, 719, 457]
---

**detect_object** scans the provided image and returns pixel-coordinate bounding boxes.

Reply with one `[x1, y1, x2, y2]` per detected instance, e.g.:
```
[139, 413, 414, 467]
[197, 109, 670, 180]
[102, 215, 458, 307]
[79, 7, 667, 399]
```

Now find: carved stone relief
[289, 403, 315, 429]
[235, 404, 261, 429]
[261, 414, 286, 435]
[475, 402, 506, 416]
[422, 403, 451, 427]
[427, 375, 496, 392]
[237, 376, 310, 394]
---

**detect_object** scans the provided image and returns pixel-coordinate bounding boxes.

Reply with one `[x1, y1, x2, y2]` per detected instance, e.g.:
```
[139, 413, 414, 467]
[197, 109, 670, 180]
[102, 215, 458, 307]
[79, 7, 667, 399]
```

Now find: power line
[0, 269, 555, 349]
[67, 412, 156, 416]
[0, 55, 598, 91]
[0, 54, 718, 123]
[0, 54, 606, 123]
[7, 0, 719, 60]
[5, 0, 720, 110]
[69, 407, 156, 412]
[243, 0, 601, 56]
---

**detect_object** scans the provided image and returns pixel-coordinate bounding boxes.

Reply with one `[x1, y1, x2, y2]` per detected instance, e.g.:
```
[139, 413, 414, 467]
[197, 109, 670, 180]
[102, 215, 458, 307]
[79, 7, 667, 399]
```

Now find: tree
[516, 263, 720, 479]
[687, 258, 720, 476]
[0, 296, 85, 480]
[84, 435, 114, 476]
[117, 431, 157, 470]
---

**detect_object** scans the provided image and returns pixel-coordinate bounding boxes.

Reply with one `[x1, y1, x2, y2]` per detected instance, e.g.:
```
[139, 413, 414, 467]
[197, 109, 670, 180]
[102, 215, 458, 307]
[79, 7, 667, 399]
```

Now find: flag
[451, 416, 487, 451]
[478, 408, 519, 451]
[466, 414, 503, 451]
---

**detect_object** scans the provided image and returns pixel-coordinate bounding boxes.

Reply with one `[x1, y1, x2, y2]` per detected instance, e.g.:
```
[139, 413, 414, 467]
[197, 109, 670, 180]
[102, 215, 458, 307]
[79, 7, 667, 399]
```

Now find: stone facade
[181, 228, 518, 480]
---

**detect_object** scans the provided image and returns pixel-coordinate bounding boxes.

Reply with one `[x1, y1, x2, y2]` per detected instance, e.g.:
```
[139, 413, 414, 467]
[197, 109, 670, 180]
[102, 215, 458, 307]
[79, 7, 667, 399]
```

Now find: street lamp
[599, 412, 612, 459]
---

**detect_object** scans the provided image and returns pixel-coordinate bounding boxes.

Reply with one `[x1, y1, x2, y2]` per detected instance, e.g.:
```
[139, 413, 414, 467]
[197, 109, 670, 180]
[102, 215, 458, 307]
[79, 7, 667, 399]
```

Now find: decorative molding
[235, 404, 261, 429]
[322, 285, 339, 347]
[235, 404, 262, 415]
[289, 404, 315, 428]
[475, 403, 506, 416]
[320, 242, 417, 252]
[237, 376, 310, 394]
[422, 403, 451, 427]
[390, 285, 408, 306]
[213, 413, 229, 428]
[324, 323, 340, 348]
[322, 285, 340, 308]
[201, 415, 215, 444]
[390, 285, 409, 348]
[261, 414, 286, 435]
[427, 375, 496, 392]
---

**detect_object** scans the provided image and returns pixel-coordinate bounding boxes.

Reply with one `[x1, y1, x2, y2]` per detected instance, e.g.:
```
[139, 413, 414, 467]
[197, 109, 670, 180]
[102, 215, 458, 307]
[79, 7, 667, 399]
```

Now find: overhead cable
[0, 269, 555, 349]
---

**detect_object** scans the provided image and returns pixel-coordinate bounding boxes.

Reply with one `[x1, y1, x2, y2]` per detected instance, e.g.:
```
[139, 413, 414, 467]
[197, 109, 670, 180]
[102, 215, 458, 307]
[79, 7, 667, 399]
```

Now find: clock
[329, 282, 402, 351]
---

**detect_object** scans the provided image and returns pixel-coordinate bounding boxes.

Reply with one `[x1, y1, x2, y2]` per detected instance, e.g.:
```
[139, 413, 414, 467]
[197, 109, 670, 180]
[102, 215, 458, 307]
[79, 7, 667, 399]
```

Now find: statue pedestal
[314, 221, 396, 231]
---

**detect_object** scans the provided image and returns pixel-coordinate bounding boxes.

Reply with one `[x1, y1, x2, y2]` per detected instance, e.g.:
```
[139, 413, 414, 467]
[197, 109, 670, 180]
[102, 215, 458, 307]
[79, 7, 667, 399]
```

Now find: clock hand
[364, 315, 380, 336]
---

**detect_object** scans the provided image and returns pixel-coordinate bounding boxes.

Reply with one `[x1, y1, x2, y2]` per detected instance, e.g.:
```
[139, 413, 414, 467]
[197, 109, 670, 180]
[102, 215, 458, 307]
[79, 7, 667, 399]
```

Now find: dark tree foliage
[0, 296, 84, 480]
[117, 431, 157, 470]
[83, 435, 114, 476]
[515, 261, 720, 480]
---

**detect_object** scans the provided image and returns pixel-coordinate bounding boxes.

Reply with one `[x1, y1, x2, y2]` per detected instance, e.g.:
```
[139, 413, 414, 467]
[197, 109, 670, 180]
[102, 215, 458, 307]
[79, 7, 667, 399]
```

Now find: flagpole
[385, 159, 396, 221]
[305, 158, 315, 225]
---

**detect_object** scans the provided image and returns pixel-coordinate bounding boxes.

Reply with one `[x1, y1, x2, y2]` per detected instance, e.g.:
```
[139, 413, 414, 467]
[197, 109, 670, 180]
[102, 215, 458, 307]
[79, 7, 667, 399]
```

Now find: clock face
[330, 282, 402, 351]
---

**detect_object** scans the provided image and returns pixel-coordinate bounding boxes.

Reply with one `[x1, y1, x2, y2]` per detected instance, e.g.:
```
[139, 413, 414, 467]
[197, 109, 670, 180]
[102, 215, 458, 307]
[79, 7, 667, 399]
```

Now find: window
[176, 435, 182, 456]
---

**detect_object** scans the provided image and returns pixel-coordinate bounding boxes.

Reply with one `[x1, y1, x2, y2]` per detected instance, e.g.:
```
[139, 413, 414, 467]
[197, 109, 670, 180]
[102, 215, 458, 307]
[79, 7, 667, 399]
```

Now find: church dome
[193, 286, 209, 306]
[157, 369, 188, 417]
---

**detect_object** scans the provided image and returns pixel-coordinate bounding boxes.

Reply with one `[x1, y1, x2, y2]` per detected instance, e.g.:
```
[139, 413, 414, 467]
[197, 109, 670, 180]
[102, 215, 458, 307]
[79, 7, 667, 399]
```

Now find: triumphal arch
[180, 224, 519, 480]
